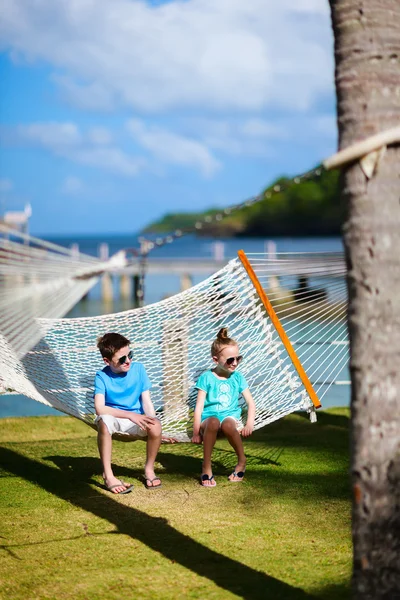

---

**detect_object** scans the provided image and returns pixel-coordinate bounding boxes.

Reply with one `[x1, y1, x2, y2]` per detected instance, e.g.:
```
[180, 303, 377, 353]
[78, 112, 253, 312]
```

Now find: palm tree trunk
[329, 1, 400, 598]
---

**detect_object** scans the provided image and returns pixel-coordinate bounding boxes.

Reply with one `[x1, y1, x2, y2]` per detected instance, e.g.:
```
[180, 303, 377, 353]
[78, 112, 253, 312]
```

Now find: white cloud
[17, 122, 82, 148]
[0, 178, 13, 192]
[5, 122, 144, 177]
[87, 126, 113, 146]
[127, 119, 221, 177]
[239, 119, 287, 139]
[60, 176, 83, 195]
[52, 74, 116, 111]
[0, 0, 333, 113]
[74, 147, 142, 177]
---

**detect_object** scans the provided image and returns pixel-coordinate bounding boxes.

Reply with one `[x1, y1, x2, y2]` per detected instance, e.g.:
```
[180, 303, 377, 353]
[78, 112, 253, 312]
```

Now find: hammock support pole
[238, 250, 322, 409]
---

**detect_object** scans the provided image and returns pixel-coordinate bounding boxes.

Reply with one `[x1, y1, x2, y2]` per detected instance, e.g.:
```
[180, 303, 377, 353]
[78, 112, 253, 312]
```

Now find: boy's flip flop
[145, 477, 162, 489]
[105, 481, 134, 494]
[228, 470, 245, 482]
[200, 474, 216, 487]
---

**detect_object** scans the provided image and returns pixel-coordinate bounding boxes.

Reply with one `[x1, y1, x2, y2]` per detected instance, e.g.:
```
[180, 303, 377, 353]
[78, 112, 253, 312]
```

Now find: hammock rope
[0, 233, 349, 441]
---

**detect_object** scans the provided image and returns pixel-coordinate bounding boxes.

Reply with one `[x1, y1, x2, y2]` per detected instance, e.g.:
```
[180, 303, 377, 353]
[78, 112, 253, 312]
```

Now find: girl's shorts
[95, 414, 147, 438]
[200, 413, 243, 431]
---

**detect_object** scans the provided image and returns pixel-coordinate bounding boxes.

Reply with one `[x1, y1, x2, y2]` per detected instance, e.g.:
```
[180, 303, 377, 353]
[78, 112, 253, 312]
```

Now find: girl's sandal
[228, 469, 245, 482]
[200, 474, 216, 487]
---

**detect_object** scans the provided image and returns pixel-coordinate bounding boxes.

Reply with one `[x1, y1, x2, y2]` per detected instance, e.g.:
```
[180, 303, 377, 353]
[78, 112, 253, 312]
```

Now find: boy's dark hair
[97, 332, 130, 360]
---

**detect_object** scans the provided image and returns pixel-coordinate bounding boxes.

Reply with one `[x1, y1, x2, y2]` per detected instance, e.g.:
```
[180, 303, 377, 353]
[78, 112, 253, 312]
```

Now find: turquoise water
[0, 234, 349, 418]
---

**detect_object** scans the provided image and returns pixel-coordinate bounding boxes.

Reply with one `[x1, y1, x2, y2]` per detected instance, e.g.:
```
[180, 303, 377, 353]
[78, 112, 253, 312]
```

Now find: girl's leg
[220, 418, 246, 481]
[200, 417, 220, 486]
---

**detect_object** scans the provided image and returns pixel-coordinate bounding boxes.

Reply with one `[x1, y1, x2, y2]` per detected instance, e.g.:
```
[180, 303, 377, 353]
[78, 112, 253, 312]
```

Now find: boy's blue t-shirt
[195, 369, 248, 420]
[94, 362, 151, 414]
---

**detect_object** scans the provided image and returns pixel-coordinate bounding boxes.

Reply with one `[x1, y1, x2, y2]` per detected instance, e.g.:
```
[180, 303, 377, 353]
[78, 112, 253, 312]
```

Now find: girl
[192, 328, 256, 487]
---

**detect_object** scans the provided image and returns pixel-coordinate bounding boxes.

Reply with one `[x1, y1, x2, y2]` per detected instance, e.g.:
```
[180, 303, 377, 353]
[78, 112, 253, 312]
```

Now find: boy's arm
[141, 390, 156, 417]
[241, 388, 256, 437]
[94, 393, 156, 428]
[141, 390, 178, 443]
[192, 389, 206, 443]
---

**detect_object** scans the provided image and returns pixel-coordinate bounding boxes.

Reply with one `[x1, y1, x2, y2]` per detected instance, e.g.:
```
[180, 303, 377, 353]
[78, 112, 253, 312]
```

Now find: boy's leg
[200, 417, 220, 486]
[144, 419, 162, 488]
[220, 418, 246, 481]
[97, 419, 130, 493]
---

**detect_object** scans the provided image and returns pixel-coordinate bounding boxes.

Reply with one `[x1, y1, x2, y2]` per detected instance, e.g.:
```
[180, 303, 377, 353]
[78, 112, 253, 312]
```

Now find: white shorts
[200, 415, 243, 431]
[95, 414, 147, 438]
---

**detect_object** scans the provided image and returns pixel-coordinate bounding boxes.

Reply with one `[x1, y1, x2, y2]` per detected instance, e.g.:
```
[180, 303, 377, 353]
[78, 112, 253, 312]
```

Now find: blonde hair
[211, 327, 237, 357]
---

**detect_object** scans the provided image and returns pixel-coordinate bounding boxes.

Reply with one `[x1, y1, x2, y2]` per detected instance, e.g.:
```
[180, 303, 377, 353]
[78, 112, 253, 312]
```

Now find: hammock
[0, 228, 349, 441]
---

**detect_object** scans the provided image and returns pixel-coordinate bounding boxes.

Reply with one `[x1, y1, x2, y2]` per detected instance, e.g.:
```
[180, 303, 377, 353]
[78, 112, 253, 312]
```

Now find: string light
[138, 164, 324, 257]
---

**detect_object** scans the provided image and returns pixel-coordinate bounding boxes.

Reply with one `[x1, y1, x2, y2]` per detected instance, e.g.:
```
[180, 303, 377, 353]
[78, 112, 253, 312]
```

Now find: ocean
[0, 234, 349, 418]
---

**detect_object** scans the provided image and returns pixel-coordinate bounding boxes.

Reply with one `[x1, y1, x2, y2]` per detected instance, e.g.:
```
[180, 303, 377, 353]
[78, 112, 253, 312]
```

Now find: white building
[3, 204, 32, 234]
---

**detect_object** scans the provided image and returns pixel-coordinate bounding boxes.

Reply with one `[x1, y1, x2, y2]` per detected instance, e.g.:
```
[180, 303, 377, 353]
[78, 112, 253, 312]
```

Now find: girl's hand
[241, 424, 254, 437]
[191, 434, 202, 444]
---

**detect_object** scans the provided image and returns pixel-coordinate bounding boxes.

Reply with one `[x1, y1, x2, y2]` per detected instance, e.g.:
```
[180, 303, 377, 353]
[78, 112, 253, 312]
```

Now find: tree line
[142, 167, 344, 237]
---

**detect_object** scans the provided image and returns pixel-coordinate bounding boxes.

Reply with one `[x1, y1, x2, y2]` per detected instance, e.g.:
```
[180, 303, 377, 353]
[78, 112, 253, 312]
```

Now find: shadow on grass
[45, 444, 283, 488]
[295, 411, 350, 429]
[1, 446, 315, 600]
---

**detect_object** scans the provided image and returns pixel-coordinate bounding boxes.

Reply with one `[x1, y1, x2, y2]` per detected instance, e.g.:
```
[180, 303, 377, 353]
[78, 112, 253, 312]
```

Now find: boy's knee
[98, 419, 111, 435]
[148, 419, 162, 437]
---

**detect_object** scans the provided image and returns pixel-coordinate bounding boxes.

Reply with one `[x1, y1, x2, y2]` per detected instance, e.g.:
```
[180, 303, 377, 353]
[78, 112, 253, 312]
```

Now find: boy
[94, 332, 162, 493]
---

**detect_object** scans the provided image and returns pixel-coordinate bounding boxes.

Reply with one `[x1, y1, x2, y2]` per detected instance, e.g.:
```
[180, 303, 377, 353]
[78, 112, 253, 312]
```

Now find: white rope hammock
[0, 227, 349, 442]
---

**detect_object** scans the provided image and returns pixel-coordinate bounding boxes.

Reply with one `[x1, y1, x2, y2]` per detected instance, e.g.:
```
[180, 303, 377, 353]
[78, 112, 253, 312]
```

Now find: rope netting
[0, 225, 126, 361]
[0, 249, 349, 442]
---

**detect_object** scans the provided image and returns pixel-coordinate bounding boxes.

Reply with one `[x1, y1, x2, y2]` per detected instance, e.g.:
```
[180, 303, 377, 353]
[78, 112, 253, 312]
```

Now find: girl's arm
[241, 388, 256, 437]
[192, 389, 206, 443]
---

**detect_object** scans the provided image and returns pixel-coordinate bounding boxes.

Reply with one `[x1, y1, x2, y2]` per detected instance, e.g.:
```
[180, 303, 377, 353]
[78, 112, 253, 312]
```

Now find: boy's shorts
[95, 414, 147, 438]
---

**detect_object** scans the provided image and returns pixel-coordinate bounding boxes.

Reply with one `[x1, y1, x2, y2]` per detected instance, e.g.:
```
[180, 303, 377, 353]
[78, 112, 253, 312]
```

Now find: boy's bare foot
[103, 476, 133, 494]
[144, 469, 162, 489]
[228, 462, 246, 482]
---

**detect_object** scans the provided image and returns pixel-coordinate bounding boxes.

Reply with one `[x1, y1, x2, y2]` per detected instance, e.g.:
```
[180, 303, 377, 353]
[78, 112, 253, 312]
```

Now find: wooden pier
[71, 241, 346, 306]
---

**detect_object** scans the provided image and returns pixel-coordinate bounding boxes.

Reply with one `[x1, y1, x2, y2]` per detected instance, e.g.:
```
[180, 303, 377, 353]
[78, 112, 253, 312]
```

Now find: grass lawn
[0, 408, 351, 599]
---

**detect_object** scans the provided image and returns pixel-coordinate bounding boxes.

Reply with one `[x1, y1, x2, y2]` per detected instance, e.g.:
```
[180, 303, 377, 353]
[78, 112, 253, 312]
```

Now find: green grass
[0, 408, 351, 599]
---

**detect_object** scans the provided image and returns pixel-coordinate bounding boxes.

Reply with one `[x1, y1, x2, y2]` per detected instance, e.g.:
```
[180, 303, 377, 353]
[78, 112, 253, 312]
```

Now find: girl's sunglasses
[225, 355, 243, 366]
[118, 350, 134, 365]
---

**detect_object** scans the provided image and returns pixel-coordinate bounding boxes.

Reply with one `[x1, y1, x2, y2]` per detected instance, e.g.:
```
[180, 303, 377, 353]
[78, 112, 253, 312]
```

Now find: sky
[0, 0, 337, 237]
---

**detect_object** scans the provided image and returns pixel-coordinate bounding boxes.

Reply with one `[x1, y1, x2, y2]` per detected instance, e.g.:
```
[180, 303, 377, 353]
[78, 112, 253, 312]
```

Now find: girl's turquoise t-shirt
[195, 369, 248, 421]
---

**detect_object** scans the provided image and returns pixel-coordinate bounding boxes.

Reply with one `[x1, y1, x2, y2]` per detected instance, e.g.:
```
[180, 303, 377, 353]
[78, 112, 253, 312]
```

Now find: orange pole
[238, 249, 321, 409]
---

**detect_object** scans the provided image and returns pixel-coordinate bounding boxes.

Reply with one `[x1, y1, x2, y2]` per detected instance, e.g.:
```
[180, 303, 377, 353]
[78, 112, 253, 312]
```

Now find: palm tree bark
[329, 1, 400, 598]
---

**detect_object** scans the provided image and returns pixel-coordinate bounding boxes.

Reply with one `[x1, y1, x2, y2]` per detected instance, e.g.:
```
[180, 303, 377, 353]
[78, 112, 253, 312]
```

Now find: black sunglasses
[225, 355, 243, 366]
[117, 350, 134, 365]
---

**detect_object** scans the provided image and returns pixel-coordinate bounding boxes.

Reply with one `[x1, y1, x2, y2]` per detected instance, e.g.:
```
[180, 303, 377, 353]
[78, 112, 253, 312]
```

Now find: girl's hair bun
[211, 327, 237, 357]
[217, 327, 229, 341]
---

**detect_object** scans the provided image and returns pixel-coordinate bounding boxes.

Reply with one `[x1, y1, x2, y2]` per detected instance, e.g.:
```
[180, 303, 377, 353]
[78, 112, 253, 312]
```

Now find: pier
[71, 241, 346, 306]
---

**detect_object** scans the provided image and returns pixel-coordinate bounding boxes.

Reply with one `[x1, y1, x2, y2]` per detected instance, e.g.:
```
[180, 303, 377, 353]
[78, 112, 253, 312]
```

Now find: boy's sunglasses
[225, 355, 243, 366]
[118, 350, 134, 365]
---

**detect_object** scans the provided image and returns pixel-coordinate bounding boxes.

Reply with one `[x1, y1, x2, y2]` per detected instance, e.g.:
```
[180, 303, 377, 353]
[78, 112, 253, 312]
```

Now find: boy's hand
[191, 434, 202, 444]
[162, 436, 179, 444]
[240, 424, 254, 437]
[130, 414, 157, 430]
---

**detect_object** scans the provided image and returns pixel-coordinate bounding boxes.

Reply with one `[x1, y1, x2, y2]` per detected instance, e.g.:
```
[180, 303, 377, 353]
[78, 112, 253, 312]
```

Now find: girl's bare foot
[228, 462, 246, 482]
[200, 472, 216, 487]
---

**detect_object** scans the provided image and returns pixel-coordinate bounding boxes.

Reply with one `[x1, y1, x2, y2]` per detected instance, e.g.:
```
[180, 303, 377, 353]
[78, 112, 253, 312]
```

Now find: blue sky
[0, 0, 337, 236]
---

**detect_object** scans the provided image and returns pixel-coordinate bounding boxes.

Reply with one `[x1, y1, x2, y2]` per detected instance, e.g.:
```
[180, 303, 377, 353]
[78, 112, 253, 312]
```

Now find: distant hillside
[142, 167, 343, 237]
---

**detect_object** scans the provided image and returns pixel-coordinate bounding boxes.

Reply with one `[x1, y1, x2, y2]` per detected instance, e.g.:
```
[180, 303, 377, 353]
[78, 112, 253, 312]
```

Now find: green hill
[142, 168, 343, 237]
